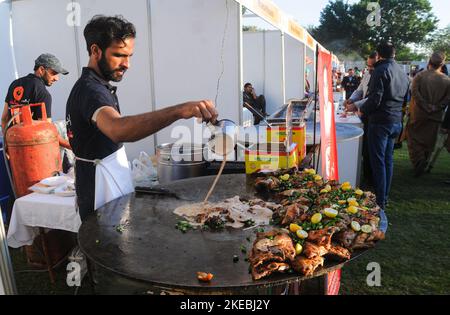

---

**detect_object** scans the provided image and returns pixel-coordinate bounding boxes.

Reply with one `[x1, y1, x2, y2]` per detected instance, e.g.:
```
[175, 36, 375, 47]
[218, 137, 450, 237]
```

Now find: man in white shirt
[345, 52, 378, 187]
[345, 52, 378, 111]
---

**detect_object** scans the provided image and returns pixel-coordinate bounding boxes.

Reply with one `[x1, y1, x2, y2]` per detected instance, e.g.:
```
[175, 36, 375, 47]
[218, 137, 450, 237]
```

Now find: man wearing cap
[407, 51, 450, 177]
[1, 53, 69, 132]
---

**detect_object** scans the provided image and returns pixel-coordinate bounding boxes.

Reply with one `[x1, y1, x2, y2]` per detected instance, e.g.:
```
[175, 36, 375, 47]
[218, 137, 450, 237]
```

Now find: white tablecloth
[7, 193, 81, 248]
[335, 113, 363, 126]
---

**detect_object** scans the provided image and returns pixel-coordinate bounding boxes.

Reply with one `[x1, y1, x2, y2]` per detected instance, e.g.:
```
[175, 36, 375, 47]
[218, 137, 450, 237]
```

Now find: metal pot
[156, 143, 207, 184]
[206, 119, 237, 156]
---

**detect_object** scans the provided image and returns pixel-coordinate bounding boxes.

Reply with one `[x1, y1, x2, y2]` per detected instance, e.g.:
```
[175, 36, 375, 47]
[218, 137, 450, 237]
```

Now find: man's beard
[98, 54, 127, 82]
[41, 73, 52, 87]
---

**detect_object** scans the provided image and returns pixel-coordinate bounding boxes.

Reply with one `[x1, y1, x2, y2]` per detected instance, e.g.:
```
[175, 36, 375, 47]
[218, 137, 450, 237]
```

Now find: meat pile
[249, 168, 385, 280]
[174, 196, 281, 230]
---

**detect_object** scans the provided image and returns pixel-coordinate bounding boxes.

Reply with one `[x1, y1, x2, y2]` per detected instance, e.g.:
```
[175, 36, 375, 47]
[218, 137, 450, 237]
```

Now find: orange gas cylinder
[5, 103, 62, 197]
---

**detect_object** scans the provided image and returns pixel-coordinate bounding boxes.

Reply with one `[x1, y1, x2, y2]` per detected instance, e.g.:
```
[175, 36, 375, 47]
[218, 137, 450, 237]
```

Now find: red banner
[317, 48, 339, 181]
[326, 269, 341, 295]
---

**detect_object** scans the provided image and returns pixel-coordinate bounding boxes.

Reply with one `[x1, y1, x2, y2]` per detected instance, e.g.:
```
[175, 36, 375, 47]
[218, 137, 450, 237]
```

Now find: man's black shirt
[66, 67, 122, 220]
[5, 74, 52, 119]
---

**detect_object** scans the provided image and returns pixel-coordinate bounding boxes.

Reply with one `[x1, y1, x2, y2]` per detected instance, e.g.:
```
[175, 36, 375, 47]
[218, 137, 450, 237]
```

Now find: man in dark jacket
[341, 69, 361, 100]
[360, 42, 410, 209]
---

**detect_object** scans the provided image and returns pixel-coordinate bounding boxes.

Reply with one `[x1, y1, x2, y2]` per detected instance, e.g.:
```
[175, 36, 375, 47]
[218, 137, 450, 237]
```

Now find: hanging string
[214, 0, 230, 107]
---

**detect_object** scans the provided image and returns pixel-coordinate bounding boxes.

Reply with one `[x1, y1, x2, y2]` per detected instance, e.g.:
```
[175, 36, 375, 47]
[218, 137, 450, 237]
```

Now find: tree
[395, 46, 427, 62]
[310, 0, 356, 55]
[312, 0, 438, 58]
[425, 26, 450, 57]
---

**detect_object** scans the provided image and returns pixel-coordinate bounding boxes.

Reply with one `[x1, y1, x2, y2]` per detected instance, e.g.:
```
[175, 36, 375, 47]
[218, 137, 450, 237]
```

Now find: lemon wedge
[355, 189, 364, 196]
[351, 221, 361, 232]
[305, 169, 316, 175]
[347, 206, 359, 214]
[324, 208, 338, 218]
[341, 184, 352, 191]
[338, 200, 347, 205]
[311, 213, 323, 224]
[314, 175, 323, 181]
[296, 229, 309, 239]
[295, 243, 303, 255]
[280, 174, 290, 181]
[361, 225, 373, 234]
[324, 184, 332, 191]
[320, 189, 329, 194]
[348, 200, 359, 207]
[289, 223, 302, 233]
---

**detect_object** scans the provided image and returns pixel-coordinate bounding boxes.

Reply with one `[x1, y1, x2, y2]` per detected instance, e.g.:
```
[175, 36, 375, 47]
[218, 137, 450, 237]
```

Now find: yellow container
[245, 143, 299, 174]
[266, 124, 306, 161]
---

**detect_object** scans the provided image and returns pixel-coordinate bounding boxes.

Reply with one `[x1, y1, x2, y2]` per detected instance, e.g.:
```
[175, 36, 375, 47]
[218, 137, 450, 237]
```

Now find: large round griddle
[78, 174, 387, 293]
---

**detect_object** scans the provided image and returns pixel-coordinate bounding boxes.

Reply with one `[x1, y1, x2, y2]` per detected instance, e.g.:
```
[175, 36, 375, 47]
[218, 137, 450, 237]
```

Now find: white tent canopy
[0, 0, 332, 159]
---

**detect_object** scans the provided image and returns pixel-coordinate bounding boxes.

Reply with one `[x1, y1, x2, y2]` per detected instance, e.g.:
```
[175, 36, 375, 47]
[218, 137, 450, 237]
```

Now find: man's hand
[346, 100, 357, 112]
[356, 109, 363, 118]
[178, 100, 218, 124]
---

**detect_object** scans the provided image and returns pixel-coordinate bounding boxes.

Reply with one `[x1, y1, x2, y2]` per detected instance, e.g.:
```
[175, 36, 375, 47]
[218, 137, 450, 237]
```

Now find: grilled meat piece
[366, 230, 385, 242]
[326, 245, 351, 260]
[279, 189, 308, 197]
[360, 192, 379, 209]
[251, 262, 290, 280]
[303, 242, 329, 259]
[351, 233, 374, 250]
[335, 230, 358, 249]
[282, 204, 300, 225]
[280, 203, 309, 225]
[307, 227, 340, 248]
[249, 230, 296, 280]
[255, 176, 281, 193]
[291, 256, 325, 276]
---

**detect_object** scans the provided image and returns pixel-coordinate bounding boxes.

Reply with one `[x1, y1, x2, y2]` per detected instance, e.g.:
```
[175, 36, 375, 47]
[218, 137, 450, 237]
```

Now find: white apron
[76, 146, 134, 211]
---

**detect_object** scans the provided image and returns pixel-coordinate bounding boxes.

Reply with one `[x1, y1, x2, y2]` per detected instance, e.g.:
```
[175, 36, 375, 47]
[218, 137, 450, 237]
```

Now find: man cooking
[2, 53, 69, 132]
[66, 15, 218, 221]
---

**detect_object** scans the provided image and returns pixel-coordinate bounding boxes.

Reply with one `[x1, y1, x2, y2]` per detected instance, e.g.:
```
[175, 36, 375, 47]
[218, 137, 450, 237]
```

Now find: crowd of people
[344, 43, 450, 208]
[241, 42, 449, 208]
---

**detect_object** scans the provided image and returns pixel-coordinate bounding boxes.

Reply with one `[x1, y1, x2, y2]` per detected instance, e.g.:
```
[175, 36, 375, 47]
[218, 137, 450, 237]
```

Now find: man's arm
[411, 74, 434, 113]
[360, 71, 384, 116]
[349, 83, 364, 103]
[353, 97, 368, 109]
[1, 102, 10, 132]
[95, 100, 217, 144]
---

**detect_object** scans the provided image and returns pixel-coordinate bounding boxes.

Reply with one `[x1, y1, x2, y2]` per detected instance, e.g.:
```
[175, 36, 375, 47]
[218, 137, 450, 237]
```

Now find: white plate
[54, 190, 76, 197]
[29, 183, 55, 194]
[53, 183, 76, 197]
[40, 176, 70, 187]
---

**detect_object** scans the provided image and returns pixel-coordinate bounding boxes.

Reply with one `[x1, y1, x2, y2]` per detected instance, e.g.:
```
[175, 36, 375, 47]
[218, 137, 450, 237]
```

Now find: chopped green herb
[175, 220, 194, 233]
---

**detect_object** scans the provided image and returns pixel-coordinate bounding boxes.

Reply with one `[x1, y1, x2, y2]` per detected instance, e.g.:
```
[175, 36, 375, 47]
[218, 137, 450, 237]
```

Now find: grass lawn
[340, 146, 450, 295]
[7, 146, 450, 295]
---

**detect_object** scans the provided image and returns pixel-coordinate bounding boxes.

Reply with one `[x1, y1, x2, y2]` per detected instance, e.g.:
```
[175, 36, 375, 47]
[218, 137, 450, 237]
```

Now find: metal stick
[313, 44, 319, 170]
